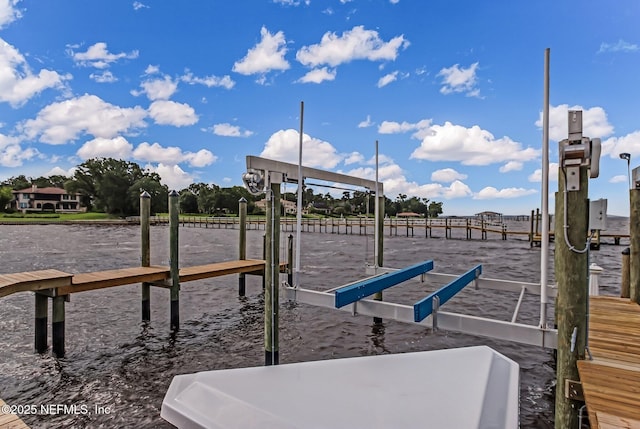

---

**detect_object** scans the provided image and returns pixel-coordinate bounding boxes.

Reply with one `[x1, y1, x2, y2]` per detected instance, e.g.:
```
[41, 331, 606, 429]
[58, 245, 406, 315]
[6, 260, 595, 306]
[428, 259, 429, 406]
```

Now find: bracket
[565, 379, 584, 401]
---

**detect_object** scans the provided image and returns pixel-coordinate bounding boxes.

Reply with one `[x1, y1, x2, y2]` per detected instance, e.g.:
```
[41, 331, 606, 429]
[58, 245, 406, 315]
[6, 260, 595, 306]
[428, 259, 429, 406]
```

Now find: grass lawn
[0, 212, 119, 222]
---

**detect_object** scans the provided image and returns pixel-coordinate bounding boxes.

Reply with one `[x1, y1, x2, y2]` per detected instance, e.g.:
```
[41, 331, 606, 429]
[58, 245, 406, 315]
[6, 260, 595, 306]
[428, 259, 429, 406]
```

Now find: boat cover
[161, 345, 519, 428]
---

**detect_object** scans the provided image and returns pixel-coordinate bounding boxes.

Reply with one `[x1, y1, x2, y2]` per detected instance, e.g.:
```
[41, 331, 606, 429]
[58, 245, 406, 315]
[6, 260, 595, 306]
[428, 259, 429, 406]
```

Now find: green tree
[428, 201, 443, 218]
[0, 186, 13, 211]
[2, 175, 30, 190]
[129, 176, 169, 215]
[65, 158, 160, 215]
[179, 190, 199, 213]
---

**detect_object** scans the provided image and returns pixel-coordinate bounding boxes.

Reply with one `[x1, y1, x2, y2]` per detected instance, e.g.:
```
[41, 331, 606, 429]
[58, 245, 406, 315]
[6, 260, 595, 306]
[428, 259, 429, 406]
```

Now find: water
[0, 219, 629, 428]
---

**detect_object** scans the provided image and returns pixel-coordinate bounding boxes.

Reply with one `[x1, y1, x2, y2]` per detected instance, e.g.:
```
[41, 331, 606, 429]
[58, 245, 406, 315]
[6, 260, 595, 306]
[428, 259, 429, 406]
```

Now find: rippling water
[0, 219, 628, 428]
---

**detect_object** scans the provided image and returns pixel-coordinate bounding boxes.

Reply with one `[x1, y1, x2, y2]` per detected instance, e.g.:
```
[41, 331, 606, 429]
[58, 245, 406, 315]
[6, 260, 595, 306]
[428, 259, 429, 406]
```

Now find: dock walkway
[0, 398, 30, 429]
[577, 296, 640, 428]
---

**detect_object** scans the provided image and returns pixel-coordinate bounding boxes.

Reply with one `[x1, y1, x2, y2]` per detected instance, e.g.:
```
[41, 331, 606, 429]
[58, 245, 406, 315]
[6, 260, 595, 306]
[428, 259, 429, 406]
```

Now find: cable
[561, 167, 591, 254]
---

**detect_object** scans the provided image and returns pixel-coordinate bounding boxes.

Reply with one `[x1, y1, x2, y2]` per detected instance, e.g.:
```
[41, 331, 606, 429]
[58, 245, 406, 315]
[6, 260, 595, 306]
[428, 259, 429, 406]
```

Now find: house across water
[11, 186, 85, 213]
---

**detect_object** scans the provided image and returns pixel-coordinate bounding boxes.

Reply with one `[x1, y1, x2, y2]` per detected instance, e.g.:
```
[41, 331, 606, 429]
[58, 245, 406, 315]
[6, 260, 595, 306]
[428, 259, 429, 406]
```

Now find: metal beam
[334, 260, 434, 308]
[285, 287, 558, 349]
[246, 156, 383, 194]
[414, 265, 482, 322]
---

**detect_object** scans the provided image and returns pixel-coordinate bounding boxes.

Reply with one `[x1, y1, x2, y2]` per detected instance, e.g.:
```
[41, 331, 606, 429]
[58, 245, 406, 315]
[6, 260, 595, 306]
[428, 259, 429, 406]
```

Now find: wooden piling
[140, 191, 151, 322]
[52, 295, 65, 358]
[622, 247, 630, 299]
[34, 292, 48, 353]
[238, 198, 247, 296]
[554, 165, 589, 429]
[265, 183, 281, 365]
[169, 190, 180, 331]
[631, 189, 640, 304]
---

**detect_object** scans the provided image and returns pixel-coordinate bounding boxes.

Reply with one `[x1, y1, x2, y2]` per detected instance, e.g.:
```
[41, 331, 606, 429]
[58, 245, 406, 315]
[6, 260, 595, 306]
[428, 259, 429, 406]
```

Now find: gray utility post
[264, 178, 282, 365]
[169, 190, 180, 331]
[238, 197, 247, 297]
[554, 110, 601, 429]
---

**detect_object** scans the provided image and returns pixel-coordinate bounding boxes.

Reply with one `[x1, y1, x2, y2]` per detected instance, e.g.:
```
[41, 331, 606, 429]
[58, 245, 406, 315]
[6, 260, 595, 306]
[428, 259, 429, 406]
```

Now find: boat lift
[244, 155, 558, 350]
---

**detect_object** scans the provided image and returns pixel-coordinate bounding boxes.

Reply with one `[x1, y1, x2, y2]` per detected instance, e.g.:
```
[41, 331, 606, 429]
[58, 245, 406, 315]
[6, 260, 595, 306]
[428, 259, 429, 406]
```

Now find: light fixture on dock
[619, 152, 631, 189]
[242, 169, 265, 195]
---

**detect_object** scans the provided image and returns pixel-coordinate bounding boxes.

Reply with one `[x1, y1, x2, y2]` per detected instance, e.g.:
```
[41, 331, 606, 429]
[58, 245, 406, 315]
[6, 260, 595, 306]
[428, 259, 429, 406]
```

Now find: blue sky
[0, 0, 639, 216]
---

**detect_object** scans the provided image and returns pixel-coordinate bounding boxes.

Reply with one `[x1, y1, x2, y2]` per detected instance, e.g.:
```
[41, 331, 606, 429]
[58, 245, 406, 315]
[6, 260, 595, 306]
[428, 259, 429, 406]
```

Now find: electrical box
[633, 166, 640, 189]
[589, 199, 607, 231]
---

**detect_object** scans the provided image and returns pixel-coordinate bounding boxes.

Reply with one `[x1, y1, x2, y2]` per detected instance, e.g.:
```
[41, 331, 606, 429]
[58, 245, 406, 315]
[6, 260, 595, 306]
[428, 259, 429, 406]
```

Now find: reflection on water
[0, 219, 628, 427]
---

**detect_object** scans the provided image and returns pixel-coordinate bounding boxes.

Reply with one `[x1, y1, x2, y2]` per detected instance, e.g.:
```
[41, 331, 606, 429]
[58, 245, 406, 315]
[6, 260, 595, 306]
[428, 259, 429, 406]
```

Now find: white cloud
[232, 26, 290, 76]
[77, 136, 134, 160]
[296, 67, 336, 84]
[410, 121, 539, 165]
[261, 129, 341, 169]
[21, 94, 147, 144]
[45, 166, 75, 177]
[601, 130, 640, 159]
[610, 175, 627, 184]
[344, 151, 365, 165]
[0, 132, 37, 167]
[149, 163, 195, 190]
[133, 1, 149, 10]
[132, 141, 216, 167]
[0, 37, 71, 107]
[0, 0, 22, 29]
[144, 64, 160, 75]
[211, 123, 253, 137]
[437, 62, 480, 97]
[181, 71, 235, 89]
[377, 71, 398, 88]
[499, 161, 523, 173]
[536, 104, 614, 141]
[473, 187, 537, 200]
[296, 26, 409, 68]
[185, 149, 217, 167]
[431, 168, 467, 183]
[378, 119, 432, 139]
[90, 70, 117, 83]
[528, 162, 559, 182]
[148, 100, 198, 126]
[133, 75, 178, 100]
[358, 115, 374, 128]
[598, 39, 639, 54]
[70, 42, 139, 69]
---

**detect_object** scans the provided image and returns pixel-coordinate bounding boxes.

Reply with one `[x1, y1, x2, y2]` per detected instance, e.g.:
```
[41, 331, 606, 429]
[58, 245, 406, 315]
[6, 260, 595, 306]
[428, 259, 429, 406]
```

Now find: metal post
[265, 182, 281, 365]
[238, 197, 247, 296]
[630, 188, 640, 304]
[540, 48, 551, 328]
[169, 190, 180, 331]
[287, 234, 293, 287]
[140, 191, 151, 322]
[373, 193, 385, 325]
[52, 295, 65, 358]
[34, 293, 48, 353]
[554, 164, 589, 429]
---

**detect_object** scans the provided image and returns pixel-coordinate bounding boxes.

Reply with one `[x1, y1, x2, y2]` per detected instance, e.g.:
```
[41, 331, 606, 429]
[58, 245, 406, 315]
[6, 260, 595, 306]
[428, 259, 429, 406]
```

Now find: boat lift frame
[246, 155, 558, 350]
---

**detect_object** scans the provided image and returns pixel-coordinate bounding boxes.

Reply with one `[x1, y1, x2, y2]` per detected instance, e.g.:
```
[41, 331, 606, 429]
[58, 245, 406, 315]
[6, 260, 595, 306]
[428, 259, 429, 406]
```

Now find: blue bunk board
[334, 260, 434, 308]
[413, 264, 482, 322]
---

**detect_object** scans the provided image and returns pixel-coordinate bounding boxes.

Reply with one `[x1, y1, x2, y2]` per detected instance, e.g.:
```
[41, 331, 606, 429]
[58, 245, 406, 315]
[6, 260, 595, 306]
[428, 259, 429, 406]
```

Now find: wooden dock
[0, 259, 271, 299]
[0, 398, 30, 429]
[577, 296, 640, 428]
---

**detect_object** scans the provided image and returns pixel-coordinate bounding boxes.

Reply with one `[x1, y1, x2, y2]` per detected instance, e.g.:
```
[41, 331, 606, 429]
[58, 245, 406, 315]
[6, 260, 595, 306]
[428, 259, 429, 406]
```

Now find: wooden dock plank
[0, 399, 30, 429]
[55, 266, 171, 294]
[578, 296, 640, 428]
[179, 259, 266, 283]
[0, 269, 72, 298]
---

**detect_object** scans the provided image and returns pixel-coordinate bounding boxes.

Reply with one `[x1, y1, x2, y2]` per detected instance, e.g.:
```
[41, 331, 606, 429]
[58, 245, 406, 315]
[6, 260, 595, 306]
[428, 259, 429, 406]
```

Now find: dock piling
[140, 191, 151, 322]
[238, 198, 247, 296]
[373, 194, 384, 325]
[622, 247, 630, 298]
[264, 182, 281, 365]
[34, 292, 48, 353]
[52, 295, 65, 358]
[630, 188, 640, 304]
[169, 190, 180, 331]
[554, 164, 589, 428]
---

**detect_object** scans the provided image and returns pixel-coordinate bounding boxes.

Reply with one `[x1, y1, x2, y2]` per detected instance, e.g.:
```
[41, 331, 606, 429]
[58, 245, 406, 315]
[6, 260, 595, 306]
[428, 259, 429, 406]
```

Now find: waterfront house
[11, 186, 85, 213]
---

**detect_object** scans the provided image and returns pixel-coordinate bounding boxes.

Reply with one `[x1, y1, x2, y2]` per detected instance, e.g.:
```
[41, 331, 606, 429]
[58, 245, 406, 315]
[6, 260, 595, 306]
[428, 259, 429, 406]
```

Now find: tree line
[1, 157, 443, 218]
